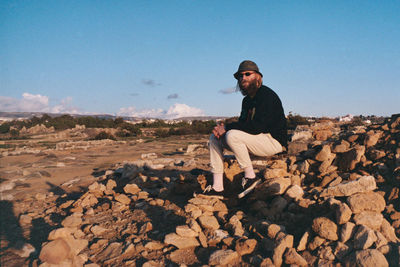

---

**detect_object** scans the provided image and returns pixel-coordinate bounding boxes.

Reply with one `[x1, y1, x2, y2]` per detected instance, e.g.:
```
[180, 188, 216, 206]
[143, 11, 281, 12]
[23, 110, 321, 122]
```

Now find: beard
[238, 78, 259, 96]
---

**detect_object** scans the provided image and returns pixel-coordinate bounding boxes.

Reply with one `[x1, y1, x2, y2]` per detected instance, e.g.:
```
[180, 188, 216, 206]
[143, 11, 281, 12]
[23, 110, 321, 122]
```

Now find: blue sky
[1, 1, 399, 118]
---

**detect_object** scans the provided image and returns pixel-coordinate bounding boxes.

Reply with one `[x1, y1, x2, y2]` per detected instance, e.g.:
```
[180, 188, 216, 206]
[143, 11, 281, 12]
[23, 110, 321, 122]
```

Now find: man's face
[237, 71, 259, 96]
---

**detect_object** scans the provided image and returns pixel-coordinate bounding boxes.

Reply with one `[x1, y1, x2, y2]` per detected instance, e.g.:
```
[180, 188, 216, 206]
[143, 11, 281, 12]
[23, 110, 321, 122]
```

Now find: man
[203, 60, 287, 198]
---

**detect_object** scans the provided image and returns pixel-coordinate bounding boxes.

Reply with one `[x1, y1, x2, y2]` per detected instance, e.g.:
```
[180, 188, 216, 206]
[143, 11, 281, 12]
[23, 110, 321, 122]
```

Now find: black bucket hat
[233, 60, 263, 79]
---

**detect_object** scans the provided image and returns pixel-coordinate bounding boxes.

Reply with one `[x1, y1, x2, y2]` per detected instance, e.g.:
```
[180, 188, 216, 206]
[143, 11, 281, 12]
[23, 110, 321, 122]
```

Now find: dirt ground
[0, 134, 210, 201]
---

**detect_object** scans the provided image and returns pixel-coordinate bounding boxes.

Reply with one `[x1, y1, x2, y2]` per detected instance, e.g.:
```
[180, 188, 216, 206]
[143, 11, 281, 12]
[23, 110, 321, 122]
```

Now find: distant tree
[93, 131, 116, 140]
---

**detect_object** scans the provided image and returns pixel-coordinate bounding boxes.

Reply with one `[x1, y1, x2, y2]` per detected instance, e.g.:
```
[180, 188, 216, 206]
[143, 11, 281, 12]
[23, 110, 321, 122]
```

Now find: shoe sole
[238, 179, 261, 199]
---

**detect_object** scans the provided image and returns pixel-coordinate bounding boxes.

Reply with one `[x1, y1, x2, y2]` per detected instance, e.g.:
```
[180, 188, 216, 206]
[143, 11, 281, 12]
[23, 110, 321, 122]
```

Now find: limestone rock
[312, 217, 338, 241]
[164, 233, 199, 249]
[353, 211, 383, 230]
[176, 225, 198, 237]
[39, 239, 71, 265]
[335, 202, 352, 224]
[235, 238, 257, 256]
[124, 183, 141, 195]
[338, 145, 365, 171]
[353, 225, 377, 249]
[209, 249, 239, 266]
[284, 247, 308, 266]
[320, 176, 376, 197]
[340, 222, 356, 243]
[347, 192, 386, 213]
[315, 145, 332, 162]
[198, 215, 220, 230]
[273, 234, 294, 267]
[354, 249, 388, 267]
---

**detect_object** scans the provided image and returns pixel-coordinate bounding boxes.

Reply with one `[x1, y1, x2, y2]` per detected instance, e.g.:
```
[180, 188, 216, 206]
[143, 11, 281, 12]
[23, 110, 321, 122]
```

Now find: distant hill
[0, 111, 227, 122]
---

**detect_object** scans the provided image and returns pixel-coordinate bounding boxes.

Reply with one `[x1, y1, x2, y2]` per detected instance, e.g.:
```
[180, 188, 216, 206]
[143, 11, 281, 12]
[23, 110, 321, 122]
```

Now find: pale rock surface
[284, 247, 308, 266]
[353, 225, 377, 249]
[353, 211, 383, 230]
[320, 175, 376, 197]
[198, 215, 220, 230]
[312, 217, 338, 241]
[354, 249, 388, 267]
[164, 233, 199, 249]
[208, 249, 239, 266]
[340, 222, 356, 243]
[347, 192, 386, 213]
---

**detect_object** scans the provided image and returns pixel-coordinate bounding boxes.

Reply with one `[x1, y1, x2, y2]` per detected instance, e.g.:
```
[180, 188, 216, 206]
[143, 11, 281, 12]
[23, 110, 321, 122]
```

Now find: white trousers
[209, 129, 283, 174]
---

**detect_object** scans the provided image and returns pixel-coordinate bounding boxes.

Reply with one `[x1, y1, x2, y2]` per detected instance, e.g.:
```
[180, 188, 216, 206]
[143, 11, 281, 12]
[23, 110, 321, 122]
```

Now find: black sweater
[225, 85, 288, 148]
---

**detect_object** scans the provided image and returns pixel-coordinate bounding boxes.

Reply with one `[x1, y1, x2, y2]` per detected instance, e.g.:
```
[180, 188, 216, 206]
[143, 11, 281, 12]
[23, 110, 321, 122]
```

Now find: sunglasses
[236, 72, 254, 79]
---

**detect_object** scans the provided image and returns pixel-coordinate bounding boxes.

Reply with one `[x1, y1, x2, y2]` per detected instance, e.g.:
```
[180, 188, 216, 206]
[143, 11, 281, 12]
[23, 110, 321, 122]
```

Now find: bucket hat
[234, 60, 263, 79]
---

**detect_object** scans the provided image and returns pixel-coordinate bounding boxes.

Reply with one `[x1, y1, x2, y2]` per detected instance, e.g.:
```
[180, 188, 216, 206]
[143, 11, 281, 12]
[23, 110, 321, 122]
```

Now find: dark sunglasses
[237, 72, 254, 79]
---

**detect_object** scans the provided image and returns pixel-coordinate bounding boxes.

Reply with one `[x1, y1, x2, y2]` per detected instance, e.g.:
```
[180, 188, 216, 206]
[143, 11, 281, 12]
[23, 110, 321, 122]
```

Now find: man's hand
[212, 122, 226, 139]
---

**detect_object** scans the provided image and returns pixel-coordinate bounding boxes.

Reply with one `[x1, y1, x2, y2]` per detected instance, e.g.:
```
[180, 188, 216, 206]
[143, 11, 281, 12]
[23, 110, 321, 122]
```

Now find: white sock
[212, 173, 224, 192]
[244, 166, 256, 179]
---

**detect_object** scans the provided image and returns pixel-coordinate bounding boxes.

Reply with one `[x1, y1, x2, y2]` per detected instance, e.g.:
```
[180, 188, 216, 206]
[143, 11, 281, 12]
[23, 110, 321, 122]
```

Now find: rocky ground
[1, 115, 399, 266]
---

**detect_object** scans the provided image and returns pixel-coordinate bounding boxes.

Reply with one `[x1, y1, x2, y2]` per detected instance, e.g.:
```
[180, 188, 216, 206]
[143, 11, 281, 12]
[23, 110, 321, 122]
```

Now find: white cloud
[219, 87, 236, 94]
[117, 103, 205, 119]
[0, 93, 80, 114]
[165, 103, 204, 119]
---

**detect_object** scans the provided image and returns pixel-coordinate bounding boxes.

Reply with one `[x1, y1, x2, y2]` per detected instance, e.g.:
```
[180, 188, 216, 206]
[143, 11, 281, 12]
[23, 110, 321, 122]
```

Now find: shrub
[93, 131, 116, 140]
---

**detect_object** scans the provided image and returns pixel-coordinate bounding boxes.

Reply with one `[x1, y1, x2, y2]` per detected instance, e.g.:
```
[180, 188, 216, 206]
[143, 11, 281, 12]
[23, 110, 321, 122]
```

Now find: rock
[48, 228, 74, 240]
[90, 225, 108, 236]
[273, 234, 294, 267]
[340, 222, 356, 243]
[267, 224, 285, 239]
[315, 145, 332, 162]
[176, 225, 198, 237]
[285, 185, 304, 200]
[264, 168, 289, 179]
[347, 192, 386, 213]
[19, 214, 32, 225]
[164, 233, 199, 249]
[312, 217, 338, 241]
[374, 231, 388, 249]
[297, 231, 310, 251]
[354, 249, 388, 267]
[39, 239, 71, 264]
[227, 215, 244, 236]
[320, 176, 376, 197]
[235, 238, 257, 256]
[208, 249, 239, 266]
[169, 248, 199, 265]
[354, 225, 377, 249]
[257, 177, 291, 197]
[141, 153, 157, 159]
[353, 211, 383, 230]
[308, 236, 326, 251]
[144, 241, 164, 250]
[334, 242, 351, 261]
[284, 247, 308, 266]
[335, 202, 352, 224]
[106, 179, 117, 191]
[332, 140, 350, 153]
[61, 214, 82, 228]
[338, 145, 365, 171]
[114, 193, 131, 205]
[198, 215, 220, 230]
[96, 242, 122, 261]
[364, 131, 382, 147]
[123, 184, 141, 195]
[380, 219, 399, 243]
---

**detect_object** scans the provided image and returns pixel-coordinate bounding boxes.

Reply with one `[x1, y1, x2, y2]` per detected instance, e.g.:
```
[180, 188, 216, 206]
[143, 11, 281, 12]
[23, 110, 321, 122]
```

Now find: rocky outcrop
[3, 115, 400, 266]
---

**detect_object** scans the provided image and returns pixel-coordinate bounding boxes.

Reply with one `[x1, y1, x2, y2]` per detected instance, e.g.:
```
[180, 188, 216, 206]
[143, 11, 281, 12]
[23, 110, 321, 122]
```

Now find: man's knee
[225, 130, 244, 146]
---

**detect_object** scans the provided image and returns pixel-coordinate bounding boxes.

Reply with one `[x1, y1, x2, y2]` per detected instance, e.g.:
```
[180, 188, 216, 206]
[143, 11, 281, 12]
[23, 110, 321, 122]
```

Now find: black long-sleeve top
[225, 85, 288, 148]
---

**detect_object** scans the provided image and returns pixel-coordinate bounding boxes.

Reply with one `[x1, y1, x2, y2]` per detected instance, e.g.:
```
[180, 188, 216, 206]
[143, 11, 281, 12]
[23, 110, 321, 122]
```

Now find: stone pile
[4, 115, 400, 266]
